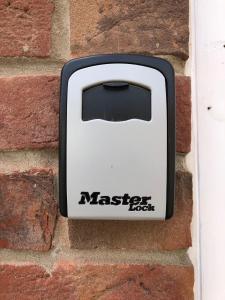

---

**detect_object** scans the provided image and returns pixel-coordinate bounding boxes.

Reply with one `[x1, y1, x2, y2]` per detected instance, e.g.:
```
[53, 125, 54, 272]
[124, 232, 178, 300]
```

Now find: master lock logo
[79, 192, 155, 212]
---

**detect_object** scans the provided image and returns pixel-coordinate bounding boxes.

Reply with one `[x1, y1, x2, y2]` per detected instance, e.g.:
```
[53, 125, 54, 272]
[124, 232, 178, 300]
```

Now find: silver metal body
[66, 64, 167, 219]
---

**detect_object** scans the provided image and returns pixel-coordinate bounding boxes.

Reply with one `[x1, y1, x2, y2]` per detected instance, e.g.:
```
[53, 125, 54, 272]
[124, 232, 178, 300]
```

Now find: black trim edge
[59, 54, 175, 219]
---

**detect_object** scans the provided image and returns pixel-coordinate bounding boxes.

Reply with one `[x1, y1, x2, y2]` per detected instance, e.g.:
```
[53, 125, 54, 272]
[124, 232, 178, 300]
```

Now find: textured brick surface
[0, 75, 191, 152]
[0, 262, 194, 300]
[176, 76, 191, 153]
[0, 76, 59, 150]
[70, 0, 189, 59]
[69, 172, 192, 251]
[0, 0, 54, 57]
[0, 169, 57, 251]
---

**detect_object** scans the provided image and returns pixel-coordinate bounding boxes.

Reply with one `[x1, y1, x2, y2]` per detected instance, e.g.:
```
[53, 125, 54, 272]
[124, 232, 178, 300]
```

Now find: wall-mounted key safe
[59, 55, 175, 220]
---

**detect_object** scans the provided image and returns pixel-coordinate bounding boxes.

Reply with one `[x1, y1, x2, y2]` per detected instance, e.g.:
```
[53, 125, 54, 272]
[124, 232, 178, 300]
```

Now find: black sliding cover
[82, 81, 151, 122]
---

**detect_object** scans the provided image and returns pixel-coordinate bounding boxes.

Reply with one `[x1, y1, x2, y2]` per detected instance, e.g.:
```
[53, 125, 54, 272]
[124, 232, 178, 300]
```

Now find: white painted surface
[194, 0, 225, 299]
[67, 64, 167, 219]
[186, 1, 201, 299]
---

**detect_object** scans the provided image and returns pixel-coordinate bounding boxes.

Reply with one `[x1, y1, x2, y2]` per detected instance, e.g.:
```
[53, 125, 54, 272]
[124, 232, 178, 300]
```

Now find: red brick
[0, 262, 194, 300]
[176, 76, 191, 153]
[70, 0, 189, 59]
[0, 0, 54, 57]
[0, 169, 57, 251]
[69, 171, 192, 251]
[0, 76, 59, 150]
[0, 75, 190, 152]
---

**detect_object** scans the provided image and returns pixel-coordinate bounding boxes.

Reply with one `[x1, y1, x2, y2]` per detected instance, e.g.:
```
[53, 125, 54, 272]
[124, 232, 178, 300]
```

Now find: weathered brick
[69, 171, 192, 251]
[0, 75, 190, 152]
[0, 76, 59, 150]
[176, 76, 191, 153]
[0, 262, 194, 300]
[70, 0, 189, 59]
[0, 169, 57, 251]
[0, 0, 54, 57]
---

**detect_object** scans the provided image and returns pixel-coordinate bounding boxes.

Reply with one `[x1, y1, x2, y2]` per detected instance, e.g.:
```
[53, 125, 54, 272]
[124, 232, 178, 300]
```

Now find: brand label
[78, 192, 155, 212]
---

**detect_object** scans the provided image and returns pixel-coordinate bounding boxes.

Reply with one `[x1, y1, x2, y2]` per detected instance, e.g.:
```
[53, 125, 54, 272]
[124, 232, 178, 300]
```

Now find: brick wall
[0, 0, 193, 299]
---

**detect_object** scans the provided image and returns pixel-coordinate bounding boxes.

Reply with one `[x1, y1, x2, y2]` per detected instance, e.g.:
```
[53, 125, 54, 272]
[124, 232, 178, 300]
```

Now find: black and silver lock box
[59, 55, 175, 220]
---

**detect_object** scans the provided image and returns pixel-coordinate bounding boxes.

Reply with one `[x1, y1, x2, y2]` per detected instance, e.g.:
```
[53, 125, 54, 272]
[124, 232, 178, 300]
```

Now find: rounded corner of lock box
[165, 206, 174, 220]
[59, 205, 68, 218]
